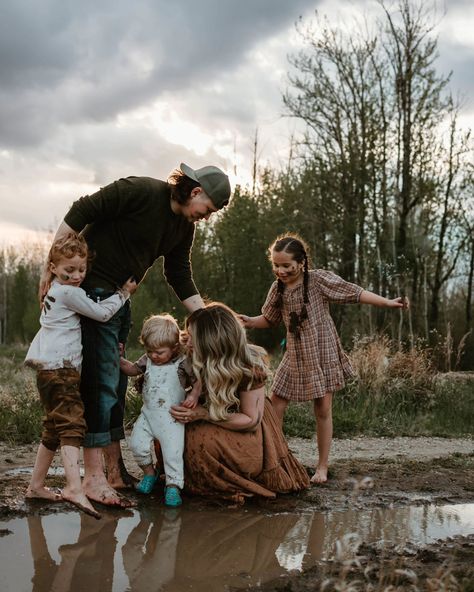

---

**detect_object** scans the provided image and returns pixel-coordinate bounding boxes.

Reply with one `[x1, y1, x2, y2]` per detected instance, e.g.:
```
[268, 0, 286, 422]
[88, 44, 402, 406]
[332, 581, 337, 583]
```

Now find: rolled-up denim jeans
[80, 288, 131, 448]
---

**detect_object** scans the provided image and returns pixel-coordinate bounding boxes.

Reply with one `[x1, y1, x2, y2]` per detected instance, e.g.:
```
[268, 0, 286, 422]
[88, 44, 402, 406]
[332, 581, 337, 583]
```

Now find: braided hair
[270, 234, 310, 338]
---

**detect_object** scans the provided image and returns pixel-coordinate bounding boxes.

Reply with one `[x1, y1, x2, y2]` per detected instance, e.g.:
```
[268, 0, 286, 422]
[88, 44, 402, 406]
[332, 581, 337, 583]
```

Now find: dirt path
[290, 435, 474, 466]
[2, 434, 473, 479]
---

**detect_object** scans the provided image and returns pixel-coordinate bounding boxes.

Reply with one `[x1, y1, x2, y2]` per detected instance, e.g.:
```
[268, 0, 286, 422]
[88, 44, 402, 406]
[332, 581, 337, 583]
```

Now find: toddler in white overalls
[120, 314, 200, 507]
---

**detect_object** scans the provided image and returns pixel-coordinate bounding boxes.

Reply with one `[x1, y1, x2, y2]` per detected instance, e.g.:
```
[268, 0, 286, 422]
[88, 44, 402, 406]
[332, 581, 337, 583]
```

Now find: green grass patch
[283, 378, 474, 439]
[0, 345, 43, 444]
[283, 402, 315, 438]
[424, 380, 474, 436]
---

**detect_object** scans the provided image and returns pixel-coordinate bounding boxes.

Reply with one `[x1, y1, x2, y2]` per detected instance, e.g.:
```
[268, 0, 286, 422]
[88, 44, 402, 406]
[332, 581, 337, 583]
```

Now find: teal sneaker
[164, 486, 182, 507]
[136, 474, 157, 494]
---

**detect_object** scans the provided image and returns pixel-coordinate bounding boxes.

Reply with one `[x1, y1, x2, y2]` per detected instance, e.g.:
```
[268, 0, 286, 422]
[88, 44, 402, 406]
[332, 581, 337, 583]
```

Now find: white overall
[130, 357, 186, 489]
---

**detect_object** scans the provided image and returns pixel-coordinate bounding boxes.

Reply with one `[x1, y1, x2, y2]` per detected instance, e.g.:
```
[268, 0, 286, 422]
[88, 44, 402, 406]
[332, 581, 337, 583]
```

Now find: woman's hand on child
[170, 403, 208, 424]
[237, 314, 251, 328]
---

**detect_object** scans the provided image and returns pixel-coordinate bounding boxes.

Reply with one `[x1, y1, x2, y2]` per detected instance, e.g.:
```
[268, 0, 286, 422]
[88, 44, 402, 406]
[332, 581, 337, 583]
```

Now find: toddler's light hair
[139, 314, 180, 350]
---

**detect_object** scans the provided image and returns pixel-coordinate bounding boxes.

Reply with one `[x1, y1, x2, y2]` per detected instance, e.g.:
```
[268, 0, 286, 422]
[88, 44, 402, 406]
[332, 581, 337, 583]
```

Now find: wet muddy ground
[1, 438, 474, 590]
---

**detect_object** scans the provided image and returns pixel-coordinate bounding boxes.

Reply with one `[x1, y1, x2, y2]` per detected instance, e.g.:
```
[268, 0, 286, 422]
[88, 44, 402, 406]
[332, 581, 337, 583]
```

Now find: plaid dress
[262, 269, 363, 401]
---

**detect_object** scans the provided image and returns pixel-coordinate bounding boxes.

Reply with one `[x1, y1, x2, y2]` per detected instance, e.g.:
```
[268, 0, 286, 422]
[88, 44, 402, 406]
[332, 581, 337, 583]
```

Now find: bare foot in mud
[106, 466, 138, 490]
[104, 453, 138, 490]
[105, 474, 129, 490]
[310, 466, 328, 484]
[83, 480, 136, 508]
[61, 488, 102, 520]
[25, 486, 62, 501]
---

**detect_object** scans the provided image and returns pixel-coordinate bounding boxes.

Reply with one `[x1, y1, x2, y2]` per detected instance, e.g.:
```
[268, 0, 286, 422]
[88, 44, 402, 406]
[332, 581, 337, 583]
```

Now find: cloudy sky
[1, 0, 473, 246]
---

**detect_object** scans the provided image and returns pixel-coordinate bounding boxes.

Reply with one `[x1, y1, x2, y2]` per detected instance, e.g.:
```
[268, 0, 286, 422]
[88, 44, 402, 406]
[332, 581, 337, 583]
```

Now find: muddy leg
[311, 393, 333, 484]
[104, 441, 138, 489]
[83, 447, 134, 507]
[26, 443, 61, 501]
[61, 445, 101, 519]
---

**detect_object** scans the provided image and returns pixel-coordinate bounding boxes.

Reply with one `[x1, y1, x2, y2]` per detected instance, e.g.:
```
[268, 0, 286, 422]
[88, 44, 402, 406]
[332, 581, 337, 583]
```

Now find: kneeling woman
[170, 302, 309, 504]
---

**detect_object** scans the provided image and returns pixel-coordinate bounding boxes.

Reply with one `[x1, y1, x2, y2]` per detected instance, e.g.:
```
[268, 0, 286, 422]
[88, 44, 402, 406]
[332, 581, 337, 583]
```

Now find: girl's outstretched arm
[238, 314, 272, 329]
[359, 291, 409, 309]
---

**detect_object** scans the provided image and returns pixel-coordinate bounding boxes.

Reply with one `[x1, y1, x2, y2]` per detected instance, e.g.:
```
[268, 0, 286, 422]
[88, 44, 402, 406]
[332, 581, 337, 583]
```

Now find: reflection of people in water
[123, 508, 182, 591]
[27, 513, 120, 592]
[27, 515, 59, 592]
[276, 511, 325, 572]
[122, 508, 326, 592]
[25, 508, 327, 591]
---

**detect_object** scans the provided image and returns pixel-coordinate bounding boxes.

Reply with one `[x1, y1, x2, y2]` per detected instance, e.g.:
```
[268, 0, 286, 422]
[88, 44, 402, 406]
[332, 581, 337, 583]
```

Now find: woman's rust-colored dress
[183, 369, 310, 504]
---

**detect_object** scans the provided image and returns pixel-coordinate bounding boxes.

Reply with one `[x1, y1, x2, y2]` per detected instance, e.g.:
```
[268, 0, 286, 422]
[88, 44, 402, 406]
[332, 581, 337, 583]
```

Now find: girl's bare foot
[25, 486, 62, 501]
[61, 488, 102, 520]
[310, 466, 328, 484]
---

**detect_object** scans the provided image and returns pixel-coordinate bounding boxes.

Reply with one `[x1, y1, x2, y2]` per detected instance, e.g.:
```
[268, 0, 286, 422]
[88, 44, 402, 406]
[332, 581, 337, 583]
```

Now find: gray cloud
[437, 41, 474, 102]
[1, 0, 473, 243]
[0, 0, 317, 148]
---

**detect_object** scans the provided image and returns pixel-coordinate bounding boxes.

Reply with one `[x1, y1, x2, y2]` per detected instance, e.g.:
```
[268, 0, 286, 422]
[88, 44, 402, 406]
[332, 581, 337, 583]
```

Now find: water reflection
[0, 503, 473, 592]
[123, 509, 182, 591]
[122, 508, 321, 591]
[28, 512, 119, 592]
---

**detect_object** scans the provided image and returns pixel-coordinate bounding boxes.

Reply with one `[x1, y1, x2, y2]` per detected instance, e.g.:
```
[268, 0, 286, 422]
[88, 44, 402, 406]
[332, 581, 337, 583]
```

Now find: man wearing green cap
[39, 163, 231, 507]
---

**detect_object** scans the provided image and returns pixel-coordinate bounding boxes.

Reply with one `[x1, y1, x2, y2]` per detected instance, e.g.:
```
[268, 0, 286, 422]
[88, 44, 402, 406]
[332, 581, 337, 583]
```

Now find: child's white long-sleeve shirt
[25, 280, 128, 371]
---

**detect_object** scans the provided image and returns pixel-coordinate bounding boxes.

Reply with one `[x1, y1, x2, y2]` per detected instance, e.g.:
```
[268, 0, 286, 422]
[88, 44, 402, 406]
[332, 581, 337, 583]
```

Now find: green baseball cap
[180, 163, 231, 210]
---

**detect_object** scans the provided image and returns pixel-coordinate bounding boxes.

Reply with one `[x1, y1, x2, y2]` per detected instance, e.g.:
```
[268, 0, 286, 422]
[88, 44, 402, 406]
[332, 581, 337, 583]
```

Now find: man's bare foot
[106, 471, 138, 490]
[83, 481, 136, 508]
[105, 457, 138, 490]
[25, 486, 62, 501]
[310, 466, 329, 484]
[107, 471, 139, 490]
[61, 488, 102, 520]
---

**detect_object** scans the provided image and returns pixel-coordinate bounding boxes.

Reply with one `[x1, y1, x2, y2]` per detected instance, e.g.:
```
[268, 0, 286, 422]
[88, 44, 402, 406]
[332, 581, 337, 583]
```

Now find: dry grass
[349, 335, 436, 406]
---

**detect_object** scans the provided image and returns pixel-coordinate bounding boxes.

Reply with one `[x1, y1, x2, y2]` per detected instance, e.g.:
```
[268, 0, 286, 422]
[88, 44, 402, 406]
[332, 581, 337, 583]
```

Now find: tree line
[1, 0, 473, 369]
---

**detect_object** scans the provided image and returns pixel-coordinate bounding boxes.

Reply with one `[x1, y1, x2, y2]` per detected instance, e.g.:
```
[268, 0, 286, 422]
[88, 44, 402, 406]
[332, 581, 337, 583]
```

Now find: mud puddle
[1, 502, 473, 592]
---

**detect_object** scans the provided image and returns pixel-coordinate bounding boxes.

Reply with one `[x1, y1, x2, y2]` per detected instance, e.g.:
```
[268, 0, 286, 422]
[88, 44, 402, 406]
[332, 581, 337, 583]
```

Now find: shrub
[0, 348, 42, 443]
[348, 335, 436, 409]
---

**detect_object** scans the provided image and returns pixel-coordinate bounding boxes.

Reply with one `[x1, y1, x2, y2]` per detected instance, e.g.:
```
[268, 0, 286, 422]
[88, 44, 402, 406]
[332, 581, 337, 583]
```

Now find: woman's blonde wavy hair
[185, 302, 267, 422]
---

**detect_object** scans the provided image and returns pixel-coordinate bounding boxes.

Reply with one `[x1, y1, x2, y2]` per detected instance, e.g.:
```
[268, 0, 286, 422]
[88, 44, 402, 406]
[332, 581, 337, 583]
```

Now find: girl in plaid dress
[240, 234, 407, 484]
